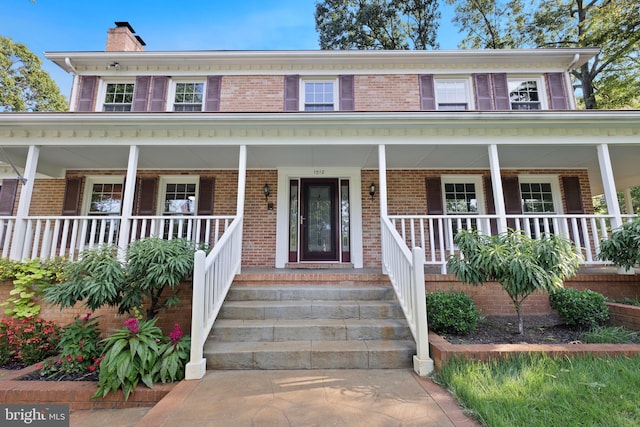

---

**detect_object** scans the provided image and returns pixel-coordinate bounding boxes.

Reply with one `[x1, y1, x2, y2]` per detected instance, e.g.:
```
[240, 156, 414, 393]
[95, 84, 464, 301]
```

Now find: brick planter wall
[0, 363, 174, 410]
[426, 272, 640, 316]
[608, 302, 640, 331]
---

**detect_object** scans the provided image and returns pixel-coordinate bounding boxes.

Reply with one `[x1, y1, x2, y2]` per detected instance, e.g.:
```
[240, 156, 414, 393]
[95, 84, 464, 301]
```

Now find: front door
[300, 179, 339, 261]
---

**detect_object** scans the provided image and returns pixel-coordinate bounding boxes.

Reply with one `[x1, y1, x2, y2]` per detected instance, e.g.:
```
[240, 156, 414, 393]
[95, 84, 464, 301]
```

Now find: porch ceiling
[1, 143, 638, 196]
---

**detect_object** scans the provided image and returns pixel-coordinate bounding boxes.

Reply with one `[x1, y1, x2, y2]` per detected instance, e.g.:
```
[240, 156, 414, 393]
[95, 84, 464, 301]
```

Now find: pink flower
[81, 312, 92, 322]
[169, 324, 183, 345]
[124, 318, 139, 334]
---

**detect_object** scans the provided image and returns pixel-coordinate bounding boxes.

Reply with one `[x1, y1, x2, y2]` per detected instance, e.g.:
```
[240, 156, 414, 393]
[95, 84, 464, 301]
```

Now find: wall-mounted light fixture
[108, 61, 121, 70]
[369, 183, 376, 200]
[263, 183, 273, 210]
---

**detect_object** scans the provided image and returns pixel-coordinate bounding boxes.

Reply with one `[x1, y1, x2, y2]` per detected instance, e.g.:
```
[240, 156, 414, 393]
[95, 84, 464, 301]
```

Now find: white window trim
[518, 175, 563, 215]
[167, 79, 206, 112]
[96, 79, 136, 112]
[157, 176, 199, 215]
[81, 176, 125, 215]
[507, 76, 548, 110]
[441, 175, 485, 215]
[300, 77, 339, 111]
[435, 78, 474, 110]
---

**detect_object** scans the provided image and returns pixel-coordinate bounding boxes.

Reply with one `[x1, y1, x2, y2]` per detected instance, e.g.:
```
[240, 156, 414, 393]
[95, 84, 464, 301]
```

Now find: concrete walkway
[72, 369, 479, 427]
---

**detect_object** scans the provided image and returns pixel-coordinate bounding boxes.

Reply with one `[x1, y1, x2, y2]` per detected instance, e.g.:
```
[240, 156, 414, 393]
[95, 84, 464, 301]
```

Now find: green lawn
[435, 354, 640, 427]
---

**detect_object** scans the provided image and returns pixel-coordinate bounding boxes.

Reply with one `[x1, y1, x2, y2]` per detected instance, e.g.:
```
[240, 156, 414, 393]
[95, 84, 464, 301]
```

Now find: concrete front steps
[203, 283, 416, 370]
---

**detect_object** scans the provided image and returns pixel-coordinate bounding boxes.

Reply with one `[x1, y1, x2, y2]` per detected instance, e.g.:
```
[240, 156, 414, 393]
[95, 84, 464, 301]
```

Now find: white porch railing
[381, 217, 433, 376]
[0, 215, 234, 261]
[186, 214, 243, 380]
[389, 213, 638, 272]
[0, 217, 16, 259]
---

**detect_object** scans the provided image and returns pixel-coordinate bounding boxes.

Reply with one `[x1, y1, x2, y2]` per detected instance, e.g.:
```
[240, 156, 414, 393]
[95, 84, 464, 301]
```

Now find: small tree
[44, 238, 196, 320]
[598, 219, 640, 272]
[447, 229, 581, 334]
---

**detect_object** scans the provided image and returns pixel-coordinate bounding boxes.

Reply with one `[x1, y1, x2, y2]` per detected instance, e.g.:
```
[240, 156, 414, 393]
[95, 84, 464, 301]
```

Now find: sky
[1, 0, 462, 99]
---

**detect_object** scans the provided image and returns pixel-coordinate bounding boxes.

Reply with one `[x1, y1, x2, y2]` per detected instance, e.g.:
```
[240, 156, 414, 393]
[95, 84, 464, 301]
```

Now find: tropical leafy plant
[93, 318, 164, 401]
[157, 323, 190, 383]
[447, 229, 581, 334]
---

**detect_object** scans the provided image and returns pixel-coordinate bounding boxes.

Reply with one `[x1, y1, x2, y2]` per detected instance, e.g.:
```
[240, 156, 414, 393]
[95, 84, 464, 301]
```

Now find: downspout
[65, 57, 79, 112]
[565, 54, 580, 109]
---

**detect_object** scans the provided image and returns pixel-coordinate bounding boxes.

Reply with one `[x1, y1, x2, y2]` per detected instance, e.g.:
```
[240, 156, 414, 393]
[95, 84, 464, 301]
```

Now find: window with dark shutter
[284, 75, 299, 112]
[474, 74, 493, 110]
[492, 73, 510, 110]
[204, 76, 222, 112]
[562, 176, 584, 214]
[131, 76, 151, 112]
[547, 73, 569, 110]
[61, 177, 83, 216]
[419, 75, 436, 110]
[135, 178, 158, 215]
[426, 177, 443, 248]
[339, 75, 355, 111]
[197, 178, 215, 215]
[0, 179, 19, 216]
[76, 76, 97, 112]
[149, 76, 169, 112]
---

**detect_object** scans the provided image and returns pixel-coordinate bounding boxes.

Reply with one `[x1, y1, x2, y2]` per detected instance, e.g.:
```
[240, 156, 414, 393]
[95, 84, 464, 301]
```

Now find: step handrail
[381, 216, 433, 376]
[185, 214, 243, 380]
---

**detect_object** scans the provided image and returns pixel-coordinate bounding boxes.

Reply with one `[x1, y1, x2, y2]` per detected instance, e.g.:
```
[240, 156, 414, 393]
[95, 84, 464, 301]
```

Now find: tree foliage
[0, 36, 67, 112]
[447, 229, 581, 334]
[598, 219, 640, 271]
[315, 0, 441, 50]
[446, 0, 640, 109]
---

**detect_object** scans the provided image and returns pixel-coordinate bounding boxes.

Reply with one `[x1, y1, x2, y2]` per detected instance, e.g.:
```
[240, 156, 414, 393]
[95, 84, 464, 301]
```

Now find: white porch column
[378, 145, 388, 273]
[624, 188, 634, 216]
[235, 145, 247, 274]
[10, 146, 39, 260]
[597, 144, 622, 230]
[116, 146, 139, 255]
[488, 144, 507, 233]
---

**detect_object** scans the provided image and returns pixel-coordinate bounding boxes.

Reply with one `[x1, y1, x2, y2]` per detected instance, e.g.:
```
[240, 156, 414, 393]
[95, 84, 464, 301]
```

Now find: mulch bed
[444, 314, 589, 345]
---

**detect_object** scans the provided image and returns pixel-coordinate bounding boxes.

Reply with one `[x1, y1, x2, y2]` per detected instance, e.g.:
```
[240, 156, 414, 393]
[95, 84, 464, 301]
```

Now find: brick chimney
[106, 21, 146, 52]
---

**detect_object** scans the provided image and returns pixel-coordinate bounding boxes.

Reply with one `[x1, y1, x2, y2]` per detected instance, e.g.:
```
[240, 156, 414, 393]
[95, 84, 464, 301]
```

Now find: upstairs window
[173, 82, 204, 112]
[303, 81, 335, 111]
[103, 83, 135, 111]
[436, 80, 470, 110]
[509, 79, 541, 110]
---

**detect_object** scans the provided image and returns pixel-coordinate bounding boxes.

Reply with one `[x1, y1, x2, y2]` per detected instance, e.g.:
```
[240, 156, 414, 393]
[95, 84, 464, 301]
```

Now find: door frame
[275, 167, 363, 268]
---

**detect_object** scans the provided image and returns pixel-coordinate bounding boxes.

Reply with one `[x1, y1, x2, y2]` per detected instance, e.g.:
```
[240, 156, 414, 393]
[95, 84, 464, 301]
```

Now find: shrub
[549, 288, 609, 329]
[41, 312, 104, 379]
[598, 219, 640, 271]
[580, 326, 640, 344]
[1, 258, 67, 319]
[426, 291, 480, 335]
[0, 317, 60, 366]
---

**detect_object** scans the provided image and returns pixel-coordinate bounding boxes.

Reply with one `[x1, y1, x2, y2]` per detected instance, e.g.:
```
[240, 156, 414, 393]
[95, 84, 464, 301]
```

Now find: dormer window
[173, 82, 204, 112]
[509, 79, 541, 110]
[103, 83, 135, 111]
